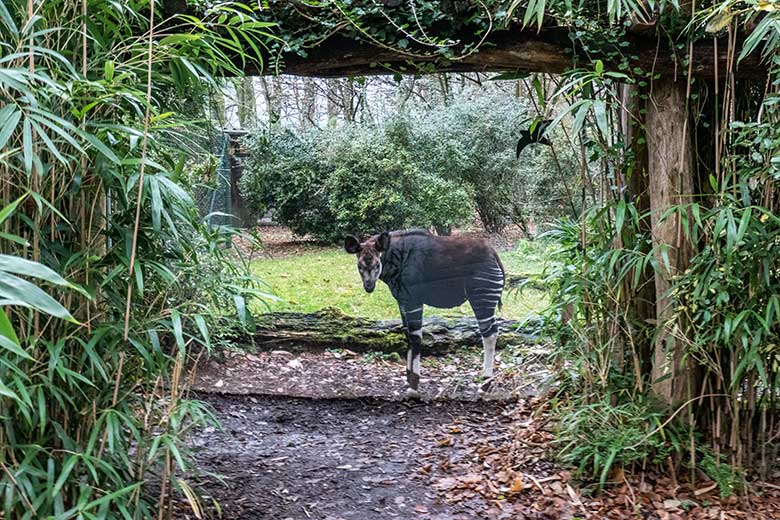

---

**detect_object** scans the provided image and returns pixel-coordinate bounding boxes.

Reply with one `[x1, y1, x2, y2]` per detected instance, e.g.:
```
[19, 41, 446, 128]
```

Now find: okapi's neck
[378, 247, 402, 286]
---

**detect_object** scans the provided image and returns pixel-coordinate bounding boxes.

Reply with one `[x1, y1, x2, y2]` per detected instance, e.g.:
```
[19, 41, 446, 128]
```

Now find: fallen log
[506, 273, 546, 292]
[241, 308, 542, 355]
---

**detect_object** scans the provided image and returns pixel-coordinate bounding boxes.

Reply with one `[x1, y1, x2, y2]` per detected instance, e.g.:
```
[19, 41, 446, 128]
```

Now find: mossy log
[245, 308, 541, 355]
[506, 273, 546, 292]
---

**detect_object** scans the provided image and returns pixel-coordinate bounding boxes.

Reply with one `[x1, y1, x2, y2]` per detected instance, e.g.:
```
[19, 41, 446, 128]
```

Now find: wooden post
[646, 80, 694, 404]
[226, 131, 252, 227]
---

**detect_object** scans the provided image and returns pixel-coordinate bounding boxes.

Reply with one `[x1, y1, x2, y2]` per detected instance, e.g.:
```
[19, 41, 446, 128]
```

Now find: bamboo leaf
[0, 271, 76, 322]
[0, 307, 20, 344]
[0, 334, 32, 360]
[82, 482, 143, 512]
[0, 105, 21, 150]
[170, 309, 185, 353]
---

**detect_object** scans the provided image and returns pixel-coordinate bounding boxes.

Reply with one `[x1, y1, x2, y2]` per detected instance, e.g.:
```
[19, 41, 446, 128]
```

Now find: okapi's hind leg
[468, 287, 502, 392]
[481, 333, 497, 378]
[400, 304, 423, 393]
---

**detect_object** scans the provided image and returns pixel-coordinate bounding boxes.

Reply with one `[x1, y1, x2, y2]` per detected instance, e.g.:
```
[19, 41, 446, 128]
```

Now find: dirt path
[188, 394, 513, 520]
[183, 347, 556, 520]
[184, 349, 780, 520]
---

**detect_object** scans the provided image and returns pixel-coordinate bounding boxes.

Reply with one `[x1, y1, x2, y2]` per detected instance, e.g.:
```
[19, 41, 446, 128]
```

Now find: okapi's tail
[494, 250, 506, 311]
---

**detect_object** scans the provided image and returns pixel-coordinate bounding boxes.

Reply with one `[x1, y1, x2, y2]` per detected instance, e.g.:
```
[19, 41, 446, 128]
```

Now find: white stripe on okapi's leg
[482, 333, 497, 378]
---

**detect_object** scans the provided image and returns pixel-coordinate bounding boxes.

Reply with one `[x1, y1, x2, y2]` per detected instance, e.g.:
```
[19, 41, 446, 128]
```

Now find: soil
[182, 347, 556, 520]
[191, 345, 551, 401]
[187, 394, 512, 520]
[183, 348, 780, 520]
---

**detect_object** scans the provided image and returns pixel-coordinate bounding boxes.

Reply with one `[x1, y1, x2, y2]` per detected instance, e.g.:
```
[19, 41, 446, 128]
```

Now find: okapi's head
[344, 232, 391, 293]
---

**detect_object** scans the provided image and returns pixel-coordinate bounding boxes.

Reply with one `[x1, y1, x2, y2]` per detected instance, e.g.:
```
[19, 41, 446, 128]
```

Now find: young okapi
[344, 229, 505, 393]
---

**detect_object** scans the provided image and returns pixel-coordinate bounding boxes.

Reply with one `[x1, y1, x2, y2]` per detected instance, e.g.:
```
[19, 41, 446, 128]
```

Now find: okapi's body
[345, 229, 505, 392]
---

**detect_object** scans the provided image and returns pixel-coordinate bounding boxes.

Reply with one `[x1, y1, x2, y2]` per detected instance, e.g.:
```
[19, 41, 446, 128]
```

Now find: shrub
[240, 129, 335, 239]
[408, 95, 576, 233]
[556, 397, 680, 488]
[240, 95, 573, 239]
[240, 124, 472, 241]
[321, 124, 472, 238]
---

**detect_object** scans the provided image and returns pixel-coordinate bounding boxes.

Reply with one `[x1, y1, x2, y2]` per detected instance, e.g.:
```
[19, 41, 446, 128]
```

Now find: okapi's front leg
[400, 304, 423, 391]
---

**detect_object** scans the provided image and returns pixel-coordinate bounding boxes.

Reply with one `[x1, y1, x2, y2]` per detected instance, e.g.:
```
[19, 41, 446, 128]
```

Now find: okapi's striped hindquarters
[344, 230, 505, 392]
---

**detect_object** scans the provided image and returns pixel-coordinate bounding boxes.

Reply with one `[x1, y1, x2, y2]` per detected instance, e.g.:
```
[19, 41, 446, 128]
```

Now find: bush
[556, 397, 679, 488]
[322, 124, 471, 238]
[240, 95, 574, 239]
[241, 129, 336, 238]
[240, 124, 472, 241]
[408, 95, 576, 233]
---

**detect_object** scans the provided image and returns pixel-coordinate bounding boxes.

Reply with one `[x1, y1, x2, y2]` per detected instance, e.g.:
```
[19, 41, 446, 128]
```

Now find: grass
[251, 239, 551, 321]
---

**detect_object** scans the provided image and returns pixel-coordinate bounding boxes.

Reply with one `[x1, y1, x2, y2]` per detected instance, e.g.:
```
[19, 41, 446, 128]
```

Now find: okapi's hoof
[406, 369, 420, 391]
[478, 377, 495, 394]
[404, 387, 421, 400]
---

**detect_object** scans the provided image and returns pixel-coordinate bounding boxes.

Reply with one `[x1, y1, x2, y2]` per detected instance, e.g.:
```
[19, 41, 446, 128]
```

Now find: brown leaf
[433, 477, 458, 491]
[460, 473, 482, 485]
[694, 483, 718, 496]
[509, 475, 526, 494]
[437, 436, 454, 447]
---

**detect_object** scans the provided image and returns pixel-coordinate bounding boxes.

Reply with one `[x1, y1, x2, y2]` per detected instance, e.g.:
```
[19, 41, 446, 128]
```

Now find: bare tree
[260, 76, 282, 126]
[235, 77, 257, 129]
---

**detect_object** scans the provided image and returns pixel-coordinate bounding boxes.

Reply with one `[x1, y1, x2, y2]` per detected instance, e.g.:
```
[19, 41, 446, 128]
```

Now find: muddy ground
[188, 394, 514, 520]
[181, 347, 780, 520]
[183, 347, 559, 520]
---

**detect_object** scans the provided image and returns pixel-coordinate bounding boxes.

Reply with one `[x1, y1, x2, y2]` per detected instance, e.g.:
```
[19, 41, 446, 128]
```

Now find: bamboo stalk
[123, 0, 157, 341]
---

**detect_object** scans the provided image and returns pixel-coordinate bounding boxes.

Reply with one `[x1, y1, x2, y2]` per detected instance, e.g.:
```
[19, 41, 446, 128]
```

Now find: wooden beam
[251, 29, 766, 80]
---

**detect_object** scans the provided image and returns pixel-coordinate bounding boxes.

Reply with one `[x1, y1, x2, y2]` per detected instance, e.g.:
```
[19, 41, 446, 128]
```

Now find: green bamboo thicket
[0, 1, 274, 517]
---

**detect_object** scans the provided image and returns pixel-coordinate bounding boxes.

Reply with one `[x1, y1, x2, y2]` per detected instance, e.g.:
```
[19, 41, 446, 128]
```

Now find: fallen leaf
[663, 499, 682, 510]
[509, 475, 526, 493]
[694, 482, 718, 496]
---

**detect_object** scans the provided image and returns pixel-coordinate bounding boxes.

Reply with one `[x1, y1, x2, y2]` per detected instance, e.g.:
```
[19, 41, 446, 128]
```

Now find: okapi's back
[382, 231, 504, 309]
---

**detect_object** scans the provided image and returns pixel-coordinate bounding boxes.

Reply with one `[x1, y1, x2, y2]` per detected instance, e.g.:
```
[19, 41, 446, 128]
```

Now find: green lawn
[251, 240, 550, 321]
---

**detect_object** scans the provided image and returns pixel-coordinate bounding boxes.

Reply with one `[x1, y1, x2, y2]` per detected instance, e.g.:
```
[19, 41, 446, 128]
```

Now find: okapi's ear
[376, 231, 391, 252]
[344, 235, 361, 254]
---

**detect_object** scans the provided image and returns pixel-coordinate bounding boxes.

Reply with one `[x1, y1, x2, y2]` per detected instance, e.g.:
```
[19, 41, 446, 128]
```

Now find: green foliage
[250, 0, 693, 70]
[241, 129, 335, 238]
[556, 397, 680, 488]
[241, 121, 473, 241]
[0, 1, 273, 517]
[322, 123, 469, 237]
[241, 95, 573, 238]
[542, 202, 655, 390]
[698, 446, 744, 498]
[408, 95, 576, 232]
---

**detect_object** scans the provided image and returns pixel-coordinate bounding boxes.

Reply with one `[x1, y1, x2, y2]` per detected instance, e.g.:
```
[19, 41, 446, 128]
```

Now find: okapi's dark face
[344, 232, 391, 293]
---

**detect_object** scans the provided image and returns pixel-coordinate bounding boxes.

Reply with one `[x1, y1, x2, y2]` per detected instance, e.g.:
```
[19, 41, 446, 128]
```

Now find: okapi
[344, 229, 505, 393]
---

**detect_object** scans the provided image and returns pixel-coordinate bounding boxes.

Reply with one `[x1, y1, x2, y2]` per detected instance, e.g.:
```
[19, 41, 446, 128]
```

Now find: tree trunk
[210, 87, 227, 127]
[646, 79, 695, 405]
[259, 76, 282, 126]
[326, 78, 340, 127]
[339, 79, 357, 123]
[235, 77, 257, 129]
[302, 77, 317, 129]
